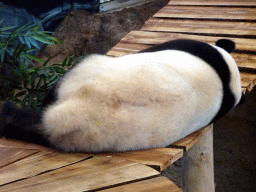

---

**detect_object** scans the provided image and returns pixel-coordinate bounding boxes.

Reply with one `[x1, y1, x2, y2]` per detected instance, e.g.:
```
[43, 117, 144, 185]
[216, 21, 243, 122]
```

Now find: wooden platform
[1, 0, 256, 191]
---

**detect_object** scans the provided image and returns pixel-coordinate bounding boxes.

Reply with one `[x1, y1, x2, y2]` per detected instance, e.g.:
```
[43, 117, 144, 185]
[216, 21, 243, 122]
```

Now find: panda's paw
[0, 100, 16, 134]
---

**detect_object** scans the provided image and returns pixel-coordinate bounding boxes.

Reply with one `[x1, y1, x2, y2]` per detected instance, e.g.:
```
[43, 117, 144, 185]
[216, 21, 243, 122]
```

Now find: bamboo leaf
[24, 36, 31, 48]
[24, 54, 44, 63]
[32, 23, 40, 33]
[38, 32, 63, 43]
[29, 37, 40, 49]
[19, 36, 26, 44]
[32, 35, 54, 44]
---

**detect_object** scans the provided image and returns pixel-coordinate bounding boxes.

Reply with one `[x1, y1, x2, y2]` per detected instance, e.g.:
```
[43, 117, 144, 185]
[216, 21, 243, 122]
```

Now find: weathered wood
[170, 125, 211, 152]
[0, 147, 39, 168]
[142, 18, 256, 37]
[154, 6, 256, 21]
[99, 176, 182, 192]
[183, 124, 215, 192]
[107, 33, 256, 73]
[0, 150, 92, 185]
[106, 43, 150, 56]
[240, 72, 256, 92]
[0, 138, 48, 150]
[232, 53, 256, 71]
[119, 31, 256, 52]
[96, 147, 183, 171]
[0, 156, 160, 192]
[168, 0, 256, 7]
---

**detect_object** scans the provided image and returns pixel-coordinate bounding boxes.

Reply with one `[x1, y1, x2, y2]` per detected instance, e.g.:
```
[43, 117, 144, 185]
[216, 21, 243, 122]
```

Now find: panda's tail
[0, 100, 50, 147]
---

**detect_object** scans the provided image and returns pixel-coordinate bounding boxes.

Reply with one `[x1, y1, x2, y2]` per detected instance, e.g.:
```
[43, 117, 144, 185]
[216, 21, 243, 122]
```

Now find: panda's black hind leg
[0, 101, 50, 146]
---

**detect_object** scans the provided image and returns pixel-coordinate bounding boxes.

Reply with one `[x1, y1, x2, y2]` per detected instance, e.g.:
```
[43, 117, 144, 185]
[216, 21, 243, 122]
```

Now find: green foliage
[0, 20, 74, 110]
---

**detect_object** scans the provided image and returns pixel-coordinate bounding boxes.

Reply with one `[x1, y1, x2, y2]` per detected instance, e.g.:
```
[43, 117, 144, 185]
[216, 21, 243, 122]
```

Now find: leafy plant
[0, 20, 74, 110]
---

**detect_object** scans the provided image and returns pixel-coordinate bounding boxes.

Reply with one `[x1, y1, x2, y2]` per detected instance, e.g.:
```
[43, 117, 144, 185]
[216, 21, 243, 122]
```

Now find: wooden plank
[119, 31, 256, 52]
[170, 125, 212, 151]
[96, 148, 183, 171]
[154, 6, 256, 21]
[107, 32, 256, 72]
[99, 176, 182, 192]
[0, 138, 48, 150]
[0, 147, 39, 168]
[142, 18, 256, 37]
[232, 53, 256, 71]
[0, 150, 92, 185]
[240, 72, 256, 92]
[106, 43, 150, 56]
[0, 156, 160, 192]
[168, 0, 256, 7]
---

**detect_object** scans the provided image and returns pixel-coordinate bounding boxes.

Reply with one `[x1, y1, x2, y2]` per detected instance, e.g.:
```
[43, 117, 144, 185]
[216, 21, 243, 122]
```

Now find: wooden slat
[107, 31, 256, 72]
[170, 125, 212, 151]
[0, 138, 48, 150]
[240, 72, 256, 92]
[99, 176, 182, 192]
[0, 156, 160, 192]
[154, 6, 256, 21]
[0, 147, 39, 168]
[142, 18, 256, 37]
[96, 148, 183, 171]
[168, 0, 256, 7]
[106, 43, 150, 56]
[232, 53, 256, 71]
[119, 31, 256, 52]
[0, 150, 92, 185]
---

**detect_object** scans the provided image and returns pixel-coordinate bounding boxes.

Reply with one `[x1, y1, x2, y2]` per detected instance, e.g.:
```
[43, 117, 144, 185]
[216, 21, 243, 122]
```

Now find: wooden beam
[182, 124, 215, 191]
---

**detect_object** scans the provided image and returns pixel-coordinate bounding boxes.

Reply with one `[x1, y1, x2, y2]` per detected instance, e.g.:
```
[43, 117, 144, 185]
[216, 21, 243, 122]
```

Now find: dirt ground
[38, 0, 255, 191]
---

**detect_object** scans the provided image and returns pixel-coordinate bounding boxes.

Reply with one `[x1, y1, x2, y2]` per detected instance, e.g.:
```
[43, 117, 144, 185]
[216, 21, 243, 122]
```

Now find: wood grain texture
[0, 147, 39, 168]
[99, 176, 182, 192]
[0, 156, 159, 192]
[0, 150, 92, 185]
[154, 6, 256, 21]
[142, 18, 256, 37]
[168, 0, 256, 7]
[240, 72, 256, 91]
[0, 138, 48, 150]
[96, 147, 183, 171]
[119, 31, 256, 52]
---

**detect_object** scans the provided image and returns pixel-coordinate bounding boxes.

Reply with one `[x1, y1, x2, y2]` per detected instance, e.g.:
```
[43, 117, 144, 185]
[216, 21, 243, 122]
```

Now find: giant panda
[0, 39, 243, 153]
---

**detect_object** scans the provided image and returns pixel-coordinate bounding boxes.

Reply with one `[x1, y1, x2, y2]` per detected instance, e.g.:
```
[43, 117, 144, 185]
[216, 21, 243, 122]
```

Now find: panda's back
[42, 51, 222, 152]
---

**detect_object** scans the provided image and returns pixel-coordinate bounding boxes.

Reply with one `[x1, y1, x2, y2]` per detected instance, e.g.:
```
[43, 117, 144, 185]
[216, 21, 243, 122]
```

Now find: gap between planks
[0, 156, 160, 192]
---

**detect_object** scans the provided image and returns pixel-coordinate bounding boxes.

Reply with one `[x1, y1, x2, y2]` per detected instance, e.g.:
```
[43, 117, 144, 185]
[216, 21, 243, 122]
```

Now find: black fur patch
[0, 101, 50, 146]
[41, 82, 59, 109]
[215, 39, 236, 53]
[139, 39, 236, 123]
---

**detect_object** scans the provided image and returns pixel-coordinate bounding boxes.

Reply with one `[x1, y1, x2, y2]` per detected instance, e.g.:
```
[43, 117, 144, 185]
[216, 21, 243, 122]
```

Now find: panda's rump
[42, 67, 198, 152]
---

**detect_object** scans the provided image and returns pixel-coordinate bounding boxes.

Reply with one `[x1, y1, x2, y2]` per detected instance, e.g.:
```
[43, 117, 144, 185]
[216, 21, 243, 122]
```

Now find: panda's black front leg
[0, 101, 50, 146]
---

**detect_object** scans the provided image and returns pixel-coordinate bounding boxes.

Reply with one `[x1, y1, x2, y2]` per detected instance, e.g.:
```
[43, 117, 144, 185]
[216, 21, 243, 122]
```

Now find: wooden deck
[1, 0, 256, 191]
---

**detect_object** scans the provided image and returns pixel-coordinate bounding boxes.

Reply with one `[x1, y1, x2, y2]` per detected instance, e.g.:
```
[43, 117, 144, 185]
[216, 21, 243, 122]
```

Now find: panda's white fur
[41, 43, 242, 152]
